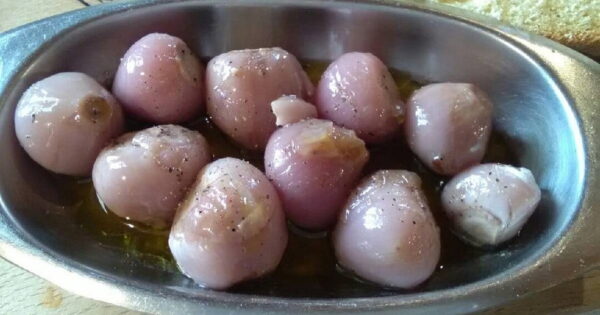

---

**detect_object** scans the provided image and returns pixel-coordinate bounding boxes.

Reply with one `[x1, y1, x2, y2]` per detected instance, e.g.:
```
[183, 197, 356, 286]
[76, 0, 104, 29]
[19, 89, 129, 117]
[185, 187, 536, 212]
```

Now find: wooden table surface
[1, 0, 599, 314]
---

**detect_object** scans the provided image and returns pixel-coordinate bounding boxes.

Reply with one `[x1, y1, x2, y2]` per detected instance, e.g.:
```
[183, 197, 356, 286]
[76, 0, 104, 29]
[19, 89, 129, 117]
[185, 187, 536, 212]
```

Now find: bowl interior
[0, 1, 586, 301]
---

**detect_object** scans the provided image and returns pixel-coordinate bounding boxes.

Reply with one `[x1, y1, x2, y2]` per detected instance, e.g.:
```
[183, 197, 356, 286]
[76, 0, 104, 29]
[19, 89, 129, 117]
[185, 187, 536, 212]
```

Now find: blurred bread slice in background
[421, 0, 600, 57]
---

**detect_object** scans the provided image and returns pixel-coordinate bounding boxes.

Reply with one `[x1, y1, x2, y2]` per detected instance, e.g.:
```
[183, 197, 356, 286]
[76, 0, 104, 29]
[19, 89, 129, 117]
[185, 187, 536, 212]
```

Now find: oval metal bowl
[0, 0, 599, 313]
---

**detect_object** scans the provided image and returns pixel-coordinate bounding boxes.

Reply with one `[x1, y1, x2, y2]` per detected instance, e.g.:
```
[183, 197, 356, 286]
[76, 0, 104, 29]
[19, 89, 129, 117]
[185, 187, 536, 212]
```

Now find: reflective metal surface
[0, 0, 599, 313]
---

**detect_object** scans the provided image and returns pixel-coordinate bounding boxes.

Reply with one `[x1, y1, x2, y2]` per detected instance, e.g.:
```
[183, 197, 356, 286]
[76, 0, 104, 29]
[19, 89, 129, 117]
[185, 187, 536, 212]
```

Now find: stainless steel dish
[0, 0, 599, 313]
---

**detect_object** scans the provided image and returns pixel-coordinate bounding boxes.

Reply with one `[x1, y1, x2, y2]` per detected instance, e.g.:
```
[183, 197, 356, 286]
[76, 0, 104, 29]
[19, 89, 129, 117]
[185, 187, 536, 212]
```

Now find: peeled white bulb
[441, 163, 541, 247]
[169, 158, 288, 289]
[333, 170, 440, 288]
